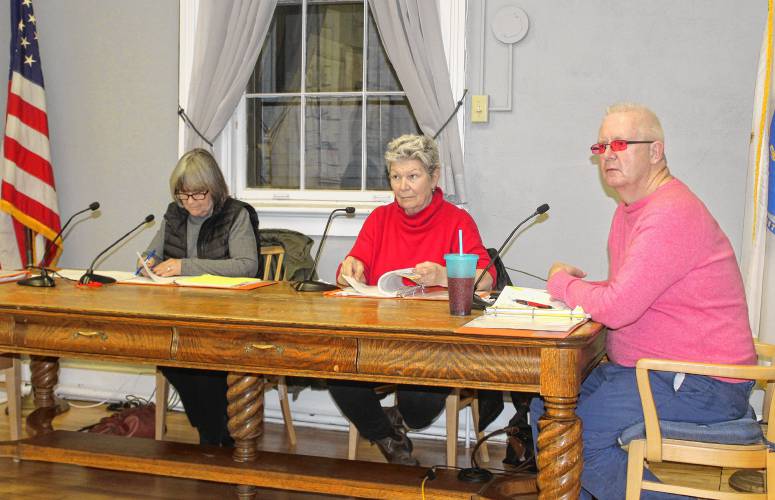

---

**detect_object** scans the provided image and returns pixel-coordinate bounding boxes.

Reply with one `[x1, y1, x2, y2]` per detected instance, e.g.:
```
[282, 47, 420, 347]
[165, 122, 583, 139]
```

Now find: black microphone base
[472, 293, 493, 310]
[18, 273, 55, 287]
[292, 280, 338, 292]
[78, 273, 117, 285]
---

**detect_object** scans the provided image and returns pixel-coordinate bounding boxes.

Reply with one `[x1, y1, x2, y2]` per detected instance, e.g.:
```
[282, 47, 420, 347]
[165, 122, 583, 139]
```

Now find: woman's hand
[337, 256, 366, 286]
[152, 258, 182, 277]
[548, 261, 587, 280]
[136, 255, 159, 277]
[413, 261, 447, 287]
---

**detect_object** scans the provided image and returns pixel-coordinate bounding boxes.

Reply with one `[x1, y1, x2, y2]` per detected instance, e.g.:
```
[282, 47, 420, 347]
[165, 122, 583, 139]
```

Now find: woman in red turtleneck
[330, 134, 494, 466]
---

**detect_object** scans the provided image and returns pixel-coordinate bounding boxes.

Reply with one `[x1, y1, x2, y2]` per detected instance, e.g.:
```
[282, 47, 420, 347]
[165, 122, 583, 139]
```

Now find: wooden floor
[0, 396, 749, 498]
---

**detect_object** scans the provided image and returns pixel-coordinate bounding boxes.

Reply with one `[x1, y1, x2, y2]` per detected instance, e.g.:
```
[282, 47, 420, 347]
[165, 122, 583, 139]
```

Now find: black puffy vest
[162, 197, 260, 264]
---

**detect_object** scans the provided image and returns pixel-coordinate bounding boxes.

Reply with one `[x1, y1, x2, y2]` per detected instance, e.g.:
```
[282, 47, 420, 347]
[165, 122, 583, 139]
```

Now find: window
[237, 0, 421, 205]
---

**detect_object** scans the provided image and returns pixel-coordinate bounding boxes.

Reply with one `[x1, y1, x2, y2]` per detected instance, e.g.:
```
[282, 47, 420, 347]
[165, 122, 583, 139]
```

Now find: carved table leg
[536, 396, 582, 500]
[227, 372, 264, 500]
[27, 356, 69, 436]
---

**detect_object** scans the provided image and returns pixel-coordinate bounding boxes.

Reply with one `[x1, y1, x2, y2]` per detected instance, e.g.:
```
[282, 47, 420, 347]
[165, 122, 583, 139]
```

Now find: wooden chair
[347, 386, 489, 466]
[155, 245, 296, 446]
[0, 354, 21, 441]
[624, 341, 775, 499]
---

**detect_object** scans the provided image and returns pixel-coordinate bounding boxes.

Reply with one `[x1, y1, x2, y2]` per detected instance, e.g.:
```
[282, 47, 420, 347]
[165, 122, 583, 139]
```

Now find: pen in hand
[135, 250, 158, 276]
[514, 299, 552, 309]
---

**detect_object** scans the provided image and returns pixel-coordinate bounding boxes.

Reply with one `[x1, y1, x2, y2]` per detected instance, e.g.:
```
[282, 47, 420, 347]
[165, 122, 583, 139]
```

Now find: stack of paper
[462, 286, 589, 332]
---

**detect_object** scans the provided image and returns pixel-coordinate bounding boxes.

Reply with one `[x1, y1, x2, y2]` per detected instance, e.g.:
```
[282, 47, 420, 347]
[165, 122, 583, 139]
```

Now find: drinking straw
[458, 229, 463, 255]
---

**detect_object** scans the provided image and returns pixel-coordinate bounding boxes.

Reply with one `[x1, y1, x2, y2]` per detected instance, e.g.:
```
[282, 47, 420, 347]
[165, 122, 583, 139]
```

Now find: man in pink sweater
[532, 103, 756, 500]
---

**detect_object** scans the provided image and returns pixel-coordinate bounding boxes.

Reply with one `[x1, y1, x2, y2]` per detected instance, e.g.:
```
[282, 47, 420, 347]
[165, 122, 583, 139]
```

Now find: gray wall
[0, 1, 765, 284]
[466, 0, 765, 287]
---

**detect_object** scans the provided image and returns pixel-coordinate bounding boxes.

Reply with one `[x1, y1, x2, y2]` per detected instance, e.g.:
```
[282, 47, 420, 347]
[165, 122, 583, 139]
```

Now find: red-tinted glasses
[590, 140, 654, 155]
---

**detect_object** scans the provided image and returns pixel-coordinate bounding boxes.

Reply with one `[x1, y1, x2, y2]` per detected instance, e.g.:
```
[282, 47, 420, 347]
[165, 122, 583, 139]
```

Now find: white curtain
[182, 0, 277, 151]
[369, 0, 467, 203]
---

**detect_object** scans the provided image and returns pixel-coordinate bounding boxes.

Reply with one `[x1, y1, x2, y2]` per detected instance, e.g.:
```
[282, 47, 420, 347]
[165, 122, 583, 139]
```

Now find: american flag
[0, 0, 59, 268]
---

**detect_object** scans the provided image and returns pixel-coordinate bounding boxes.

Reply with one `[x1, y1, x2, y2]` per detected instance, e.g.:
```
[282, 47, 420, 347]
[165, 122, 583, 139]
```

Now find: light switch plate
[471, 95, 489, 123]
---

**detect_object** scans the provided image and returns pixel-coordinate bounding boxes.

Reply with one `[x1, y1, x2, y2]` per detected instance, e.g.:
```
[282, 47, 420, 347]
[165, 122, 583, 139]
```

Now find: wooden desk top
[0, 281, 602, 348]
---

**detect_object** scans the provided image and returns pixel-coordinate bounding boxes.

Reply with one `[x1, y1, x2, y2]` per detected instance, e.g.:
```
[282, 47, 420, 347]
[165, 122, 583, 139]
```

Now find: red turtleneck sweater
[346, 189, 495, 286]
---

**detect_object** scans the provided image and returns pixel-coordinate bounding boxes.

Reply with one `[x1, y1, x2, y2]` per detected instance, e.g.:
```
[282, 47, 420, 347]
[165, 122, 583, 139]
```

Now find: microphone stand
[471, 204, 550, 310]
[79, 215, 154, 285]
[293, 207, 355, 292]
[19, 202, 101, 288]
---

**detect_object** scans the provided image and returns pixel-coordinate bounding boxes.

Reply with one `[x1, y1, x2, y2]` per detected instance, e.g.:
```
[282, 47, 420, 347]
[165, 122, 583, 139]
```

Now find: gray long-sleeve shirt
[145, 208, 258, 277]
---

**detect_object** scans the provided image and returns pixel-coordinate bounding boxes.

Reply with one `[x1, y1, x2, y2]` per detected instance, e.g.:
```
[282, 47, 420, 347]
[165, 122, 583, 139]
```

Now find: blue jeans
[530, 363, 753, 500]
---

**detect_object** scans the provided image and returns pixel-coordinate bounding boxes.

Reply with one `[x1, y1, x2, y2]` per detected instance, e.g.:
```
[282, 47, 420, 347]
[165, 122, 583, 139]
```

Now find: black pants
[161, 367, 231, 446]
[328, 380, 450, 441]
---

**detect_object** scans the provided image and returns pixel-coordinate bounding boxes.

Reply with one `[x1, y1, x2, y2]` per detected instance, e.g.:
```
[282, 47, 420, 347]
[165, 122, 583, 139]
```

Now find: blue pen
[135, 250, 157, 276]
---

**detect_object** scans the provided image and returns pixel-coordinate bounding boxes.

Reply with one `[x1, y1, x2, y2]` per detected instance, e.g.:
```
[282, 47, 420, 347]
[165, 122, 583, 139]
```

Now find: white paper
[341, 268, 421, 298]
[135, 252, 177, 284]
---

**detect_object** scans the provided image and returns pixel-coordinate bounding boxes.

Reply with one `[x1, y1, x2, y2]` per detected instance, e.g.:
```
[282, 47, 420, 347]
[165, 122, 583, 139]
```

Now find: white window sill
[248, 200, 388, 237]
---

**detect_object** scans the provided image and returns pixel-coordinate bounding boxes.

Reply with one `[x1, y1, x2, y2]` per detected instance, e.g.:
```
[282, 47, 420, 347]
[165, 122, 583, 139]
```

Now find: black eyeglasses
[175, 190, 209, 201]
[590, 140, 654, 155]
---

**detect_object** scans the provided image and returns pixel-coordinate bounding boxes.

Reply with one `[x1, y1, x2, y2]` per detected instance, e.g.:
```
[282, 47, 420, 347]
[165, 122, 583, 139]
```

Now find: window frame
[179, 0, 466, 236]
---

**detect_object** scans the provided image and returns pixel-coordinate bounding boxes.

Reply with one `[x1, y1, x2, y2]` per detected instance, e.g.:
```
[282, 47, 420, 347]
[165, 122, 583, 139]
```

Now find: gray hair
[169, 148, 229, 207]
[604, 102, 665, 142]
[384, 134, 440, 176]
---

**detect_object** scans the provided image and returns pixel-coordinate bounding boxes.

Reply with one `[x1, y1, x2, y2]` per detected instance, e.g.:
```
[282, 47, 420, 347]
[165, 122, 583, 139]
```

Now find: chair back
[260, 245, 286, 281]
[624, 341, 775, 499]
[487, 247, 512, 291]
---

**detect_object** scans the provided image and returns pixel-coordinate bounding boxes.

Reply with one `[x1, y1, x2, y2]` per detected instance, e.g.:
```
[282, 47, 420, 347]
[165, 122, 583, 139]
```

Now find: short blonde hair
[384, 134, 439, 176]
[605, 102, 664, 141]
[169, 148, 229, 207]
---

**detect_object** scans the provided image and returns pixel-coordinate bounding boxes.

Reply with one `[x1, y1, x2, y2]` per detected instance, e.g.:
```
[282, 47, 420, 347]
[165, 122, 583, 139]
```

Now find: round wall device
[491, 5, 529, 44]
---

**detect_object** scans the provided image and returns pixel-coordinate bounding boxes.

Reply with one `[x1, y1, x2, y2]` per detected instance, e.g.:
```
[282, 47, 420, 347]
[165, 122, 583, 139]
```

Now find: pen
[135, 250, 157, 276]
[514, 299, 552, 309]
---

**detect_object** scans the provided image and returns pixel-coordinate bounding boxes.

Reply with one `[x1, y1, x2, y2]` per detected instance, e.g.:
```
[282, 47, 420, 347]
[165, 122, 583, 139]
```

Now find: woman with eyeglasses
[141, 148, 259, 278]
[140, 148, 259, 447]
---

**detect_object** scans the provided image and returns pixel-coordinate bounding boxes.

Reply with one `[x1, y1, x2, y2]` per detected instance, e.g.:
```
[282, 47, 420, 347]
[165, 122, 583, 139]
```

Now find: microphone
[18, 201, 101, 288]
[471, 203, 550, 310]
[293, 207, 355, 292]
[78, 214, 155, 285]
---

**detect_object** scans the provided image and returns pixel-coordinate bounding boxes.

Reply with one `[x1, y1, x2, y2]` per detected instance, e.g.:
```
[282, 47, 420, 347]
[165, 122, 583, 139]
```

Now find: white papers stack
[463, 286, 589, 332]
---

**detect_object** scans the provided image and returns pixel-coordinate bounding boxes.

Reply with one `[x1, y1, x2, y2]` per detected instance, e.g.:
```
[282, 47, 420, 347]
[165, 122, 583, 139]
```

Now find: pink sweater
[548, 179, 756, 368]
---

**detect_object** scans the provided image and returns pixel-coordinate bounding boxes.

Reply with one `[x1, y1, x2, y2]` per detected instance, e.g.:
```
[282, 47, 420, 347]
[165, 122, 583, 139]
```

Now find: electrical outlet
[471, 95, 489, 123]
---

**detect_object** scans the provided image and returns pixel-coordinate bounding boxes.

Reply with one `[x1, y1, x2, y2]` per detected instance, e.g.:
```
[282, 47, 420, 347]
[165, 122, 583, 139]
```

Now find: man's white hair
[605, 102, 664, 141]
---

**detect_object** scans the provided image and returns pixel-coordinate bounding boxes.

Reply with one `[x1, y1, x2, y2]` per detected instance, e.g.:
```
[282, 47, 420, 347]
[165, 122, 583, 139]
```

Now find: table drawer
[11, 316, 173, 359]
[174, 328, 357, 374]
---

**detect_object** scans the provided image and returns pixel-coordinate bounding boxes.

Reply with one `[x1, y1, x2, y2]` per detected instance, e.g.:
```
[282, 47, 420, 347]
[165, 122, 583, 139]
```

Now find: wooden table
[0, 281, 605, 499]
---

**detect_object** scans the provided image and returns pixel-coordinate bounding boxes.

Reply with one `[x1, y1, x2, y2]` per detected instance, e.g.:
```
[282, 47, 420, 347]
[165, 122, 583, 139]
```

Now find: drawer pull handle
[246, 343, 284, 354]
[74, 330, 108, 341]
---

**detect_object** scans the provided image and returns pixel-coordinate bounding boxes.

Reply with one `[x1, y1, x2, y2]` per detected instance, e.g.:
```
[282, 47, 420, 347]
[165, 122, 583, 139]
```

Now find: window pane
[306, 3, 363, 92]
[366, 7, 401, 91]
[365, 96, 421, 190]
[246, 97, 301, 189]
[249, 3, 302, 94]
[305, 97, 362, 190]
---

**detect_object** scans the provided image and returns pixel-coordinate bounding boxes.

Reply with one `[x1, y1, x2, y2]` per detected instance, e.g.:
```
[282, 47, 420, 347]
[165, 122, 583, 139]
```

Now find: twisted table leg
[27, 356, 69, 435]
[536, 396, 582, 500]
[227, 372, 264, 500]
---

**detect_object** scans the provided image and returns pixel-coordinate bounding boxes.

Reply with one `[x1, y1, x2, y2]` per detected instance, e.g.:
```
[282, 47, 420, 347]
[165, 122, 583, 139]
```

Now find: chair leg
[625, 439, 646, 500]
[348, 423, 360, 460]
[767, 449, 775, 499]
[446, 389, 460, 467]
[154, 368, 168, 441]
[470, 393, 489, 463]
[276, 376, 297, 446]
[5, 357, 21, 441]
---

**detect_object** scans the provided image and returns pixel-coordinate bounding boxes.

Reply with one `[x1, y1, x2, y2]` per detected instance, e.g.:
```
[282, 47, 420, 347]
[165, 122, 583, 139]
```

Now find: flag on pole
[0, 0, 60, 269]
[742, 0, 775, 343]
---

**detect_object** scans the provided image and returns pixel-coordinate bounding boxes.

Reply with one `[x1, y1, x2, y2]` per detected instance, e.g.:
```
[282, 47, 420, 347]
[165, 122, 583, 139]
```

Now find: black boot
[373, 430, 419, 466]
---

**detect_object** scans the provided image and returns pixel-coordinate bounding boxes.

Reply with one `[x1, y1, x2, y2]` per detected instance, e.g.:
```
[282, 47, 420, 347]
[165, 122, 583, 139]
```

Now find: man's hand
[548, 261, 587, 280]
[414, 261, 447, 287]
[338, 256, 366, 286]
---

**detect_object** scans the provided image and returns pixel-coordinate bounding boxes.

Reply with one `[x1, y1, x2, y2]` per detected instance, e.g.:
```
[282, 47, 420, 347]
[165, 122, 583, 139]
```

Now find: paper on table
[0, 270, 29, 283]
[135, 252, 177, 284]
[55, 269, 141, 282]
[174, 274, 262, 288]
